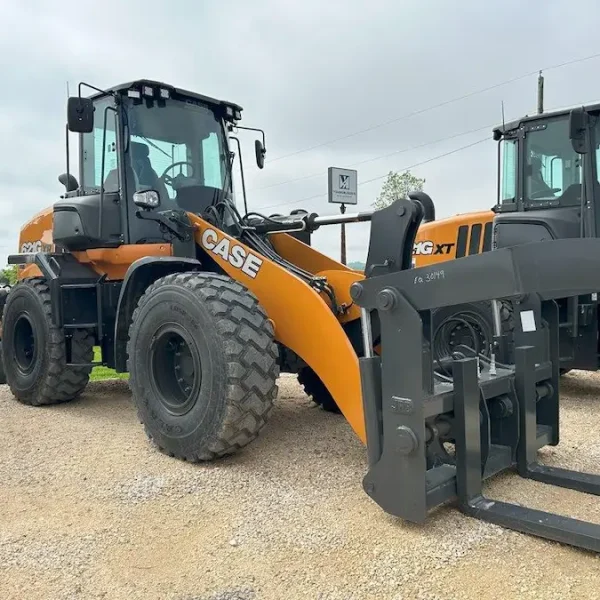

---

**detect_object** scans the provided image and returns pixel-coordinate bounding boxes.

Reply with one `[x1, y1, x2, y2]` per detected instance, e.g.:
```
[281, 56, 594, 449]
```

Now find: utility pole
[537, 70, 544, 115]
[340, 203, 347, 265]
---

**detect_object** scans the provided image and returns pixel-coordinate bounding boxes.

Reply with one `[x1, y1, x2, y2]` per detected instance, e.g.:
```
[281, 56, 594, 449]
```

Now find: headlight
[133, 190, 160, 209]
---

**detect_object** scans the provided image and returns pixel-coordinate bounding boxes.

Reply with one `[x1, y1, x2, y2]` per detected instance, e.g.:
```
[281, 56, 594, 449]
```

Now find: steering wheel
[161, 161, 196, 190]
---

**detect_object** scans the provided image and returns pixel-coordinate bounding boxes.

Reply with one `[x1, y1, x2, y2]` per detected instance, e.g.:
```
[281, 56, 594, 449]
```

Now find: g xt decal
[20, 240, 52, 253]
[413, 222, 494, 259]
[413, 240, 455, 256]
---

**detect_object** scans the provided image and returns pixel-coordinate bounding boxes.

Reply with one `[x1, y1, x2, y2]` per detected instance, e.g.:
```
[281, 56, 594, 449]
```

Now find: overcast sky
[2, 0, 600, 266]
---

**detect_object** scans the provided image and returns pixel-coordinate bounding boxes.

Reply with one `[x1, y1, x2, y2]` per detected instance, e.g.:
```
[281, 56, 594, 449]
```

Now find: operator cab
[54, 80, 253, 251]
[490, 103, 600, 373]
[493, 103, 600, 245]
[495, 110, 590, 212]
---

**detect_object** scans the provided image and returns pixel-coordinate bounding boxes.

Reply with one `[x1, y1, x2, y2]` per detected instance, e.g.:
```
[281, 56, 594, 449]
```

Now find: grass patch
[90, 347, 129, 382]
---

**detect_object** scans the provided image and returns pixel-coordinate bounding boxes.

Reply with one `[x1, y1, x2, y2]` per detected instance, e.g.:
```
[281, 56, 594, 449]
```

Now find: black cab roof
[86, 78, 243, 114]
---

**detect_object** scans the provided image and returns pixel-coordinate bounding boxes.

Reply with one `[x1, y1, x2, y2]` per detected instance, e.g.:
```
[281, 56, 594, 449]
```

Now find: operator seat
[130, 142, 170, 204]
[99, 145, 179, 244]
[125, 143, 177, 243]
[528, 157, 555, 198]
[556, 183, 582, 206]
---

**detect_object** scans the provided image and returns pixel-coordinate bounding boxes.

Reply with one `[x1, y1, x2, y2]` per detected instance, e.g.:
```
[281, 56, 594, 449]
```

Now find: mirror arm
[78, 82, 115, 99]
[234, 124, 266, 147]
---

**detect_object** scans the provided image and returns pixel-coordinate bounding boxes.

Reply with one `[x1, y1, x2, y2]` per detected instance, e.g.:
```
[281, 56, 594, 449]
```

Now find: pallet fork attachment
[352, 211, 600, 552]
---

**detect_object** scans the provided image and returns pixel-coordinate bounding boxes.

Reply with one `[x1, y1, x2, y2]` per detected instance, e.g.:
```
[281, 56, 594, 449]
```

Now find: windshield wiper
[135, 134, 172, 159]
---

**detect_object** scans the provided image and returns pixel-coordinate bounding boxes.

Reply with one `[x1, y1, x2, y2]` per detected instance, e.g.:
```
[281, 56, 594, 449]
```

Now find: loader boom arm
[188, 213, 367, 442]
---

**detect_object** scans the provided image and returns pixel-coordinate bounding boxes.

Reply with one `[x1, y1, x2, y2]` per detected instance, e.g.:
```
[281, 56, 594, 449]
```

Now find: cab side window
[201, 132, 224, 189]
[81, 96, 119, 193]
[499, 138, 517, 203]
[524, 118, 582, 201]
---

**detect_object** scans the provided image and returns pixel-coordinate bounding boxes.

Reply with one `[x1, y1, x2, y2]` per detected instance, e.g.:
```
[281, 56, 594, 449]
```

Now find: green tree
[0, 265, 17, 286]
[372, 170, 425, 210]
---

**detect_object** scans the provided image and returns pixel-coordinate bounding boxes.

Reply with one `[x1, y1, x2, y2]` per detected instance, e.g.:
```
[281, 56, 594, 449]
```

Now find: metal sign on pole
[328, 167, 358, 265]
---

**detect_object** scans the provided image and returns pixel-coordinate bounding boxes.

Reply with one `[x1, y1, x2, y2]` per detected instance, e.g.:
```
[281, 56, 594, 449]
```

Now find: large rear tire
[127, 272, 279, 461]
[0, 341, 6, 385]
[2, 278, 93, 405]
[431, 301, 494, 373]
[298, 366, 341, 413]
[432, 300, 514, 373]
[0, 285, 12, 385]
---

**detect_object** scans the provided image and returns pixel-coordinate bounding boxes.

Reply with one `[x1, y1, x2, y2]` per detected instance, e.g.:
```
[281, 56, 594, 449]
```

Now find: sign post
[328, 167, 357, 265]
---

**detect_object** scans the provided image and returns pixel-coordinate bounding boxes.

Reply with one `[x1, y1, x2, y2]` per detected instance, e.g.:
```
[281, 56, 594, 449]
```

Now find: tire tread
[298, 366, 341, 413]
[4, 278, 93, 405]
[127, 272, 279, 461]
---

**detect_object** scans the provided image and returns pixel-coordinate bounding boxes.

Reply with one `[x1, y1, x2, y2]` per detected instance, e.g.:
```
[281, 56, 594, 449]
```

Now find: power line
[250, 122, 496, 193]
[266, 51, 600, 164]
[258, 136, 488, 212]
[357, 137, 487, 187]
[252, 93, 600, 213]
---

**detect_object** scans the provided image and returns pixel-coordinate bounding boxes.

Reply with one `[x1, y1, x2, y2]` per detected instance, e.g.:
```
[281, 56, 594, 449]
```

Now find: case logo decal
[201, 229, 263, 279]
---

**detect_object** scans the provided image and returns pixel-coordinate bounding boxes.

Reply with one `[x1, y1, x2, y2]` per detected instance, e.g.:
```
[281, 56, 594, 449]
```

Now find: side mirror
[255, 139, 266, 169]
[569, 107, 588, 154]
[67, 97, 94, 133]
[58, 173, 79, 192]
[133, 189, 160, 210]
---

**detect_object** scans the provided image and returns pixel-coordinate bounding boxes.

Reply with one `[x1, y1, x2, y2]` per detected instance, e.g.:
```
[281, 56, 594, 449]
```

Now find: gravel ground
[0, 371, 599, 600]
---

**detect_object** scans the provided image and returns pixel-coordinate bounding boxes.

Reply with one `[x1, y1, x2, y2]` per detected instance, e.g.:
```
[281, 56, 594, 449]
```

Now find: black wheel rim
[149, 325, 201, 416]
[13, 313, 36, 375]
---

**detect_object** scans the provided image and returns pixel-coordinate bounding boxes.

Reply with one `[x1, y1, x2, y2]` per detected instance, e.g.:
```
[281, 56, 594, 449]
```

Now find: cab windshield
[123, 97, 230, 213]
[524, 116, 583, 206]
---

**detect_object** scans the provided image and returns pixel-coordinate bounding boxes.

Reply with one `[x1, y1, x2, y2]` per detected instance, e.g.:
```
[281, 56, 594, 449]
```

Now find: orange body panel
[20, 245, 173, 280]
[16, 206, 173, 280]
[269, 233, 362, 323]
[190, 214, 367, 443]
[413, 210, 494, 267]
[18, 206, 54, 252]
[72, 245, 173, 279]
[269, 232, 354, 274]
[16, 207, 54, 280]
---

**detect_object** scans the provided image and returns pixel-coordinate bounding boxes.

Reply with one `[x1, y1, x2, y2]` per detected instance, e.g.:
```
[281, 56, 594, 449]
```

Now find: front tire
[127, 272, 279, 461]
[2, 278, 93, 405]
